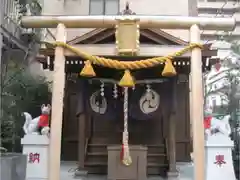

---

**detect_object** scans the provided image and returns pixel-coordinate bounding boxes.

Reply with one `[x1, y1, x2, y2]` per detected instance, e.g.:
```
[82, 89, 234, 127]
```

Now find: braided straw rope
[51, 42, 203, 70]
[122, 87, 132, 166]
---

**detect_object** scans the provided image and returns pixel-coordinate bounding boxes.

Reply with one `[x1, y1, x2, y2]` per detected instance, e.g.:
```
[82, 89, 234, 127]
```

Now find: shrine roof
[38, 27, 216, 58]
[38, 2, 216, 58]
[67, 28, 189, 46]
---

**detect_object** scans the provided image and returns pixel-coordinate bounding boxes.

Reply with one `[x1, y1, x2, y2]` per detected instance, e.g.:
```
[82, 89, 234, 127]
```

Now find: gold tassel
[118, 70, 135, 87]
[80, 60, 96, 77]
[162, 59, 177, 77]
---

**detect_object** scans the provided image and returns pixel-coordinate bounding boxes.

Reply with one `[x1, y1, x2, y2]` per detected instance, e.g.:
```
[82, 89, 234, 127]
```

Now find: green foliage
[1, 56, 51, 152]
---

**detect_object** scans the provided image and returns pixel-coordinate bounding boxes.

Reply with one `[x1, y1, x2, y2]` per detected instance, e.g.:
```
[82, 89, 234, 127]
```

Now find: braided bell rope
[51, 42, 203, 70]
[122, 87, 132, 166]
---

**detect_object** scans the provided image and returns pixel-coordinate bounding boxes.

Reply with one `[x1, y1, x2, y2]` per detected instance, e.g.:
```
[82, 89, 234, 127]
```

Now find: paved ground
[60, 161, 194, 180]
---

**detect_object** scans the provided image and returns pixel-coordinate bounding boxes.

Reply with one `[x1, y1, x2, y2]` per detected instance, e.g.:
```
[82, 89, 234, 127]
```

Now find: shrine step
[147, 153, 168, 163]
[84, 161, 168, 175]
[88, 144, 107, 153]
[147, 163, 168, 176]
[147, 144, 166, 154]
[89, 136, 121, 144]
[86, 143, 108, 170]
[86, 152, 167, 163]
[86, 152, 108, 163]
[84, 162, 107, 174]
[85, 143, 168, 176]
[88, 144, 166, 153]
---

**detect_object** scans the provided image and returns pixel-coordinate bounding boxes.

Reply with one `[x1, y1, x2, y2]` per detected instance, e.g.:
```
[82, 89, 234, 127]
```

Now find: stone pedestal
[0, 153, 27, 180]
[107, 145, 147, 180]
[167, 171, 179, 180]
[205, 134, 236, 180]
[21, 134, 49, 180]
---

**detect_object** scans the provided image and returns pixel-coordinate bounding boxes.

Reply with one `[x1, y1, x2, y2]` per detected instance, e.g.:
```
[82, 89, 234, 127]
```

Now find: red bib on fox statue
[204, 116, 212, 129]
[38, 114, 49, 128]
[204, 116, 212, 138]
[37, 104, 51, 129]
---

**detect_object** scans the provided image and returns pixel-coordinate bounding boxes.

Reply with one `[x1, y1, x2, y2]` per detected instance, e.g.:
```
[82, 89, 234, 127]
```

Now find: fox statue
[23, 104, 51, 136]
[204, 114, 231, 139]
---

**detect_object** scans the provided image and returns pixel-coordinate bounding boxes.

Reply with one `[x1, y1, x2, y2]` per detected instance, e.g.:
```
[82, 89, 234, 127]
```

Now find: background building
[198, 0, 240, 42]
[197, 0, 240, 114]
[41, 0, 196, 41]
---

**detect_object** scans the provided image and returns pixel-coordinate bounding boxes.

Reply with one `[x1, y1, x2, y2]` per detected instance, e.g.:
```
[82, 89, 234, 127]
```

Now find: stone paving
[60, 161, 194, 180]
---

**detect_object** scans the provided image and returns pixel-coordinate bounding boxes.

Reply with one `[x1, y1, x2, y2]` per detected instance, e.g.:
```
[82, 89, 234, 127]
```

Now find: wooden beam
[67, 28, 188, 46]
[68, 28, 106, 45]
[140, 31, 167, 44]
[48, 23, 66, 180]
[90, 30, 114, 44]
[21, 15, 235, 30]
[39, 44, 217, 58]
[190, 25, 205, 180]
[148, 29, 188, 45]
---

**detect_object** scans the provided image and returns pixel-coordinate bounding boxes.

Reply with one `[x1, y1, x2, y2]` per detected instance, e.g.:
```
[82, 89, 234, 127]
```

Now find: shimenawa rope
[50, 41, 203, 87]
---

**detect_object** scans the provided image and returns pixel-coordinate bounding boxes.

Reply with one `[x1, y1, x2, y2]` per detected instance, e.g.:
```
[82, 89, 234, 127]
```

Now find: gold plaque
[115, 17, 140, 56]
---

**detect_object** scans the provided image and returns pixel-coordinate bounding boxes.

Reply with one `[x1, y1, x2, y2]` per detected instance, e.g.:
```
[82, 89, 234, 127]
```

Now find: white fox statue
[22, 104, 51, 136]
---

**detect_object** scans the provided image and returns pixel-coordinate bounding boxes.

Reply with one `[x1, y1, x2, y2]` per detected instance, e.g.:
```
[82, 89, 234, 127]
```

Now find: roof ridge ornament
[119, 2, 136, 15]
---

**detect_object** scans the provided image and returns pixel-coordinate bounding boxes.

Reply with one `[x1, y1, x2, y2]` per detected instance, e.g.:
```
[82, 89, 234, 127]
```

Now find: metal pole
[0, 0, 3, 121]
[20, 15, 235, 30]
[190, 24, 205, 180]
[0, 0, 3, 71]
[48, 23, 66, 180]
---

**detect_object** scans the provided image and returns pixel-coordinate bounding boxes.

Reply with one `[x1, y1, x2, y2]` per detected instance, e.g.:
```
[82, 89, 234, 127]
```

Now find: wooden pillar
[167, 78, 178, 178]
[48, 23, 66, 180]
[75, 80, 88, 176]
[190, 25, 205, 180]
[78, 113, 86, 169]
[189, 74, 193, 151]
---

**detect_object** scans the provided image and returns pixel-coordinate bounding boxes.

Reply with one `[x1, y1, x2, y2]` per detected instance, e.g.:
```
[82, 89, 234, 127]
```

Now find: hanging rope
[51, 41, 203, 70]
[48, 41, 203, 87]
[121, 87, 132, 166]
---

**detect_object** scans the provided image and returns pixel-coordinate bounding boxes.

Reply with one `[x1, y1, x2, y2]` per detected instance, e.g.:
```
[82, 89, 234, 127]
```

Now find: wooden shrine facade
[38, 28, 217, 177]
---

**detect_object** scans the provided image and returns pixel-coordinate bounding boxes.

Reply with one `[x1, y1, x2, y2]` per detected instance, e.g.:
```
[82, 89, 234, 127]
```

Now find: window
[89, 0, 119, 15]
[212, 97, 217, 107]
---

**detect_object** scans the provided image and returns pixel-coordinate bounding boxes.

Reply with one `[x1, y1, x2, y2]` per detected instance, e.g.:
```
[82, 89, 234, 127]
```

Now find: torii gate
[20, 13, 235, 180]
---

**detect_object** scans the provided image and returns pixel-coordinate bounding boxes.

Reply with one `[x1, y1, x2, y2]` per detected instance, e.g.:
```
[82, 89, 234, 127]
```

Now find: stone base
[74, 169, 88, 180]
[0, 153, 27, 180]
[167, 170, 179, 180]
[205, 137, 236, 180]
[21, 134, 49, 144]
[21, 134, 49, 180]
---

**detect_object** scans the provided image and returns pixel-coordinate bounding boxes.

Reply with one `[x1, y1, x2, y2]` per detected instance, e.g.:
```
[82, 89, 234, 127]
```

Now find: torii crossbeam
[20, 14, 236, 180]
[21, 15, 235, 30]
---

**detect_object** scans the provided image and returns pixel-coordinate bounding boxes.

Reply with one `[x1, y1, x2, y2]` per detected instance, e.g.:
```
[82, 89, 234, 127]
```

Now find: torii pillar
[48, 23, 66, 180]
[190, 24, 205, 180]
[20, 14, 236, 180]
